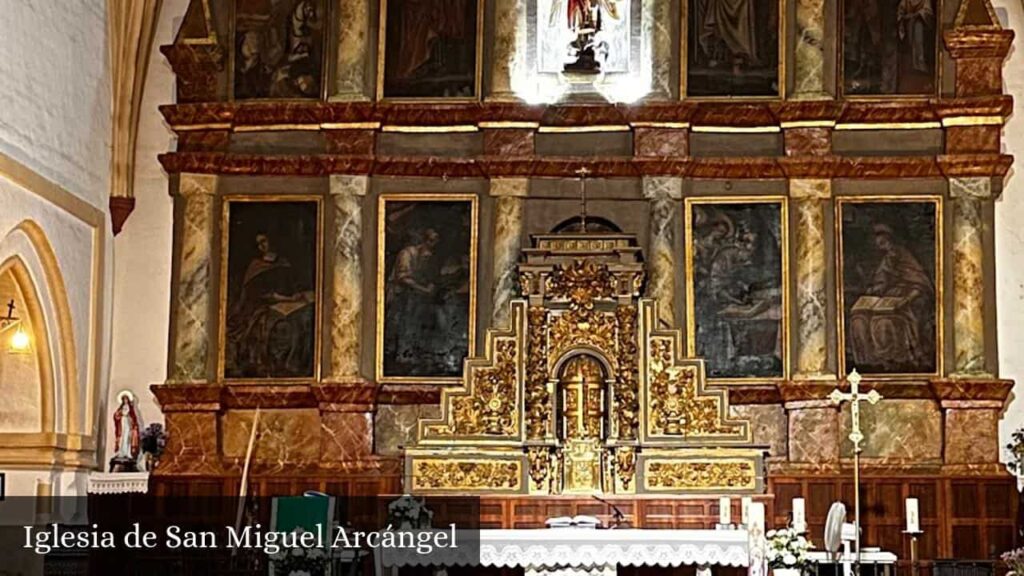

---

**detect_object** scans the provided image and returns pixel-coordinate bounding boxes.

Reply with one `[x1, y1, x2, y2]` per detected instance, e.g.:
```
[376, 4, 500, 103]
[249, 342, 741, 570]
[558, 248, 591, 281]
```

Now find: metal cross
[830, 368, 883, 572]
[575, 167, 591, 231]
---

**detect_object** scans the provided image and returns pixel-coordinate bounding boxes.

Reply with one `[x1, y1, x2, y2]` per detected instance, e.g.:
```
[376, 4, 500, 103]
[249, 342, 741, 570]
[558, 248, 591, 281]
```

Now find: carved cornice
[158, 152, 1014, 179]
[944, 29, 1015, 59]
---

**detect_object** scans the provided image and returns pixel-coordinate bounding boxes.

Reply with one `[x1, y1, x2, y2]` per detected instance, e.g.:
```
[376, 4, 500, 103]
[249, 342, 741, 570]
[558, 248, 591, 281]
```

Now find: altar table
[378, 528, 753, 576]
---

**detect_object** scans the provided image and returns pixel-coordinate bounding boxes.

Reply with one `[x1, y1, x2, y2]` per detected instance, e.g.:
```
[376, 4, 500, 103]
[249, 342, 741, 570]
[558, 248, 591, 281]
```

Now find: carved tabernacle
[405, 231, 765, 495]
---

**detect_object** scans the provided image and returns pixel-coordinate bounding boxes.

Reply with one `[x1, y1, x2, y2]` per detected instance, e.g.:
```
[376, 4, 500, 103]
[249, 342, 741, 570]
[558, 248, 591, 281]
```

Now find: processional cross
[576, 167, 591, 231]
[830, 369, 882, 570]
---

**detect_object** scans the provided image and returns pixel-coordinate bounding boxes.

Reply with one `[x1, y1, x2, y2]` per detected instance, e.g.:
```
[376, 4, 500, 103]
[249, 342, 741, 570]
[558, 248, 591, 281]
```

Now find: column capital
[177, 173, 218, 198]
[489, 177, 530, 198]
[330, 174, 369, 196]
[642, 176, 683, 201]
[788, 178, 832, 200]
[949, 176, 994, 200]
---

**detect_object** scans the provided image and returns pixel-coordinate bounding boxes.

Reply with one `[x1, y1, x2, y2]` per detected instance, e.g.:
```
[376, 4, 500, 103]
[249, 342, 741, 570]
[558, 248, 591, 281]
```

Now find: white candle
[906, 498, 920, 532]
[742, 497, 753, 525]
[792, 498, 806, 533]
[719, 497, 731, 525]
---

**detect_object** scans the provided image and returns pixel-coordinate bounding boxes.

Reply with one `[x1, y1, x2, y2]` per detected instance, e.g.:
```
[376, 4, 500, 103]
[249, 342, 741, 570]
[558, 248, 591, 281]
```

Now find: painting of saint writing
[381, 0, 479, 98]
[843, 0, 937, 95]
[687, 0, 780, 97]
[688, 202, 786, 379]
[223, 201, 319, 379]
[840, 201, 938, 375]
[379, 199, 476, 380]
[234, 0, 325, 99]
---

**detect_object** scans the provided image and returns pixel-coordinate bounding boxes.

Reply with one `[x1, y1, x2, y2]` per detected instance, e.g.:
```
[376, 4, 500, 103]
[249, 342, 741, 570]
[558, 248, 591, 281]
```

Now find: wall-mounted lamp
[1, 299, 31, 353]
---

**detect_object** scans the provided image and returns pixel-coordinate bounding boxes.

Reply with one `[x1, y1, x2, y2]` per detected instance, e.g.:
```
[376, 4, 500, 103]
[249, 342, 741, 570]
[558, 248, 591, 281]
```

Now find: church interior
[2, 0, 1024, 574]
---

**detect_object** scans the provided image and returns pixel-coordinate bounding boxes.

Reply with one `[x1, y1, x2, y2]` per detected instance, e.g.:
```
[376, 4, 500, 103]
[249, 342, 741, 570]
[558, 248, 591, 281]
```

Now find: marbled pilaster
[490, 178, 528, 327]
[332, 0, 371, 100]
[790, 179, 832, 377]
[643, 177, 683, 328]
[648, 0, 673, 98]
[329, 175, 368, 380]
[170, 173, 216, 383]
[950, 177, 991, 376]
[793, 0, 828, 98]
[489, 0, 527, 100]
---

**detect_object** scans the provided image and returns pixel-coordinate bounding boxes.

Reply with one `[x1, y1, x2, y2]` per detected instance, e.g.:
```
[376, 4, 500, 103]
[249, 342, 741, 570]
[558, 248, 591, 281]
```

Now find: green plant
[1006, 427, 1024, 476]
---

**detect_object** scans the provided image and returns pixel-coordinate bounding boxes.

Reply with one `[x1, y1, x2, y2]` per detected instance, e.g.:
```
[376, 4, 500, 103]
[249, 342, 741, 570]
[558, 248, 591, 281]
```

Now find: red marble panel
[784, 127, 832, 156]
[944, 409, 1001, 464]
[321, 412, 374, 462]
[633, 128, 688, 157]
[945, 126, 1001, 154]
[483, 129, 535, 156]
[787, 407, 840, 464]
[154, 412, 222, 475]
[325, 129, 376, 155]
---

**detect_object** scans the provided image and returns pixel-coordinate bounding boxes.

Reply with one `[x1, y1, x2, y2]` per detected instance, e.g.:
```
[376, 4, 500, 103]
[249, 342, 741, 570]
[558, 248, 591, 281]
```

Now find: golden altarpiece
[405, 230, 765, 496]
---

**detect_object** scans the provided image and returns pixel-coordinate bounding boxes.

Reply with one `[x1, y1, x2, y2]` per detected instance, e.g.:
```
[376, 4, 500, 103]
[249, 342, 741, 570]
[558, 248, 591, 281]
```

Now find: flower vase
[773, 569, 801, 576]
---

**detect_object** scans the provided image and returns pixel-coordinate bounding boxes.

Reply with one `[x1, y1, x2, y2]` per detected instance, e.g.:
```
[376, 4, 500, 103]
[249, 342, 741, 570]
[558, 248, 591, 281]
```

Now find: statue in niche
[557, 355, 607, 494]
[381, 0, 479, 98]
[843, 0, 937, 95]
[548, 0, 622, 73]
[109, 391, 141, 473]
[687, 0, 780, 96]
[233, 0, 325, 99]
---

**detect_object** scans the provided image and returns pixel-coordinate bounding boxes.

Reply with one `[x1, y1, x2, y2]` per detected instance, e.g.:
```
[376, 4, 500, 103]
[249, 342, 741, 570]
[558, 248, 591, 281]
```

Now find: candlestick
[906, 498, 920, 533]
[719, 497, 731, 525]
[742, 497, 752, 525]
[792, 498, 806, 533]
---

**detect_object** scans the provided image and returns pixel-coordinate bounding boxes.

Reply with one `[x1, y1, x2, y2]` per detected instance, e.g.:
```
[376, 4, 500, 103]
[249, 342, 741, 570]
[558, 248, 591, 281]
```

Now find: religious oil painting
[837, 198, 941, 376]
[684, 0, 783, 97]
[220, 198, 321, 380]
[685, 199, 789, 381]
[233, 0, 327, 99]
[377, 195, 478, 383]
[537, 0, 633, 75]
[378, 0, 483, 99]
[842, 0, 939, 96]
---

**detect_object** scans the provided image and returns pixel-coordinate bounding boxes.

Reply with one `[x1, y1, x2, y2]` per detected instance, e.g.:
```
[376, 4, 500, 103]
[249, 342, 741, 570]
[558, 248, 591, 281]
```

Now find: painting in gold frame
[839, 0, 941, 98]
[681, 0, 786, 98]
[684, 197, 790, 382]
[219, 196, 323, 381]
[376, 0, 484, 100]
[376, 194, 479, 384]
[836, 196, 943, 378]
[231, 0, 330, 100]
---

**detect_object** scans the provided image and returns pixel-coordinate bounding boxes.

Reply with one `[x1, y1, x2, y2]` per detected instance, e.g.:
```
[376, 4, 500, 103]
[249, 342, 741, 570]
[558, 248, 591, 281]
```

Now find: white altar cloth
[379, 528, 751, 574]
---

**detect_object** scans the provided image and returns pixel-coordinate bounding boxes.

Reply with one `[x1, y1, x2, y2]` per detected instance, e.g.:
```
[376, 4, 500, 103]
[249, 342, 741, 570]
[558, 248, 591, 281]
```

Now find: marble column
[790, 179, 832, 377]
[950, 177, 991, 376]
[490, 178, 528, 327]
[331, 0, 370, 100]
[793, 0, 828, 99]
[329, 175, 368, 380]
[647, 0, 673, 99]
[489, 0, 527, 100]
[643, 177, 683, 329]
[170, 173, 217, 383]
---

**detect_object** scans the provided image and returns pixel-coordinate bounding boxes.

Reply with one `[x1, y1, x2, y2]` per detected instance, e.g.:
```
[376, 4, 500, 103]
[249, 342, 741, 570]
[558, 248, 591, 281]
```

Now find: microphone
[591, 494, 627, 529]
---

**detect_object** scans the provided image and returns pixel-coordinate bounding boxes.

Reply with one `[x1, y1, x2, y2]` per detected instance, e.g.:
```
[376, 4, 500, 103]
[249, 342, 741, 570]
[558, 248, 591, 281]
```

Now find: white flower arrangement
[270, 528, 328, 576]
[766, 527, 813, 570]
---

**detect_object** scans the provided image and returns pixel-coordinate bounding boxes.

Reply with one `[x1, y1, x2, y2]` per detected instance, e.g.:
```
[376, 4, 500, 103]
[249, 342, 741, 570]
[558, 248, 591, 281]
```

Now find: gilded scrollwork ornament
[614, 305, 640, 439]
[647, 338, 742, 438]
[527, 446, 552, 492]
[615, 446, 637, 490]
[643, 460, 756, 491]
[412, 460, 523, 491]
[547, 260, 615, 311]
[526, 306, 551, 439]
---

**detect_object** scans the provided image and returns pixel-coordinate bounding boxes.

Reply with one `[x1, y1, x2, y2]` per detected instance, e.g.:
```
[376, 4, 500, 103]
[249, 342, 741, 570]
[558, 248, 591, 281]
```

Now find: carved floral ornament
[546, 260, 617, 311]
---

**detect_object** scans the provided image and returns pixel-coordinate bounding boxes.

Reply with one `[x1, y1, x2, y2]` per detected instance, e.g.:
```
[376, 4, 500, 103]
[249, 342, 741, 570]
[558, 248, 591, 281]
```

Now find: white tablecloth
[380, 528, 751, 570]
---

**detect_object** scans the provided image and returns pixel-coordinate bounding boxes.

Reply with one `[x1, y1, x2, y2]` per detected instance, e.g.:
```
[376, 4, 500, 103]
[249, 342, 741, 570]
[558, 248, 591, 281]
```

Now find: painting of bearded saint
[234, 0, 326, 99]
[223, 200, 319, 379]
[687, 201, 787, 380]
[378, 197, 477, 381]
[843, 0, 937, 95]
[686, 0, 780, 97]
[839, 201, 939, 375]
[381, 0, 480, 98]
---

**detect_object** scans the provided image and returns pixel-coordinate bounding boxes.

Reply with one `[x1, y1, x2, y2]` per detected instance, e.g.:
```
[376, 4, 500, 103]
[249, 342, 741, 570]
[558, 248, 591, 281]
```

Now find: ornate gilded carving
[527, 446, 552, 493]
[643, 459, 757, 491]
[549, 308, 618, 365]
[547, 260, 615, 311]
[615, 446, 637, 491]
[425, 339, 519, 437]
[562, 439, 603, 493]
[648, 337, 743, 438]
[412, 459, 523, 491]
[526, 306, 551, 439]
[560, 355, 606, 440]
[615, 305, 640, 440]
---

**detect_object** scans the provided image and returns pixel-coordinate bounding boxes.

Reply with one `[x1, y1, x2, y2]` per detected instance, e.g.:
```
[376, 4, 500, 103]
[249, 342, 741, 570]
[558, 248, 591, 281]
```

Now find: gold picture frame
[684, 196, 790, 383]
[229, 0, 332, 101]
[218, 195, 324, 382]
[376, 194, 479, 384]
[680, 0, 788, 100]
[376, 0, 485, 102]
[835, 196, 944, 379]
[837, 0, 943, 100]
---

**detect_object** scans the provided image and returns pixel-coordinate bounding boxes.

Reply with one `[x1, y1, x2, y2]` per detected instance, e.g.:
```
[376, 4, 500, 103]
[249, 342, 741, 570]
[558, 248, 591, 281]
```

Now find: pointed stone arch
[0, 256, 54, 433]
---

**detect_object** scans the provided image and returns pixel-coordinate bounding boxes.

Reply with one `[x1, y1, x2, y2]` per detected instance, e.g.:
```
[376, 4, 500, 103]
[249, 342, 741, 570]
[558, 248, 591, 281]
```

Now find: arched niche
[0, 257, 51, 433]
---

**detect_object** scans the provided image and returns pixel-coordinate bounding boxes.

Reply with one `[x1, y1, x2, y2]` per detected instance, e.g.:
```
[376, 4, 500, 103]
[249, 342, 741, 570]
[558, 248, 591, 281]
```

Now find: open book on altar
[851, 295, 907, 313]
[545, 515, 602, 528]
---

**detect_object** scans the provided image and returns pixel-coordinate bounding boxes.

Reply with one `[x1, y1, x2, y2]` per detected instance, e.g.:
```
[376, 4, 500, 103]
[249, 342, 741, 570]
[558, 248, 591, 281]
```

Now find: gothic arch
[0, 220, 79, 435]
